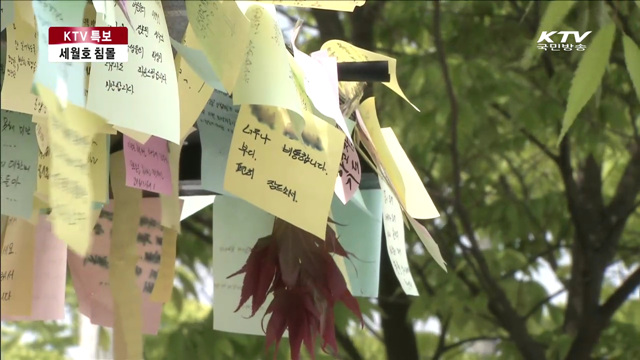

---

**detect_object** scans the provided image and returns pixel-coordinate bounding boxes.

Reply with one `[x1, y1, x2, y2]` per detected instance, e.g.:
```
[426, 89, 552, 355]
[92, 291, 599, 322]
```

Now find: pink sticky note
[123, 135, 173, 195]
[2, 216, 67, 321]
[334, 138, 362, 204]
[67, 198, 181, 334]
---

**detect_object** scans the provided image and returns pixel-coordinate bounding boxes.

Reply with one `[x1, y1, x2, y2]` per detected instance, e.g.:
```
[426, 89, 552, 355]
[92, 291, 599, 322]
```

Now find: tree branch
[523, 289, 566, 320]
[599, 267, 640, 322]
[433, 2, 546, 359]
[335, 326, 364, 360]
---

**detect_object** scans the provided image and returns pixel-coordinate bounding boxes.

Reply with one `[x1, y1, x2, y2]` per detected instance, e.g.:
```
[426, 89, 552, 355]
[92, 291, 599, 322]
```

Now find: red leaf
[228, 235, 278, 316]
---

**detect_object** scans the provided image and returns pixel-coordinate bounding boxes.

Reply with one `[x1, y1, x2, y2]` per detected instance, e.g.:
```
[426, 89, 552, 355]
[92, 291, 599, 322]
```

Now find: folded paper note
[2, 216, 67, 321]
[1, 110, 38, 219]
[67, 198, 166, 335]
[0, 217, 36, 317]
[1, 9, 46, 116]
[224, 105, 344, 239]
[123, 135, 173, 195]
[331, 189, 383, 297]
[32, 0, 88, 108]
[185, 0, 250, 94]
[380, 177, 419, 296]
[199, 90, 240, 195]
[173, 24, 215, 140]
[87, 0, 180, 144]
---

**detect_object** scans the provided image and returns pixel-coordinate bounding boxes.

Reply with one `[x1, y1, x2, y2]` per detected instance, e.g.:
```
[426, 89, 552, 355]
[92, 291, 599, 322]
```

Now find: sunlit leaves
[522, 0, 577, 69]
[622, 35, 640, 102]
[558, 23, 616, 145]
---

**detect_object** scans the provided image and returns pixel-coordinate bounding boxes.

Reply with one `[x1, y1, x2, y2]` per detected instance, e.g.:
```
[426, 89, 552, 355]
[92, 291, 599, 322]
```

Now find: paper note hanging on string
[1, 1, 15, 31]
[0, 217, 36, 317]
[2, 216, 67, 321]
[408, 217, 447, 271]
[149, 227, 178, 303]
[198, 90, 240, 195]
[380, 178, 419, 296]
[212, 196, 279, 335]
[87, 1, 180, 144]
[185, 0, 249, 93]
[1, 110, 38, 219]
[358, 98, 406, 199]
[32, 1, 88, 108]
[123, 135, 172, 195]
[255, 0, 365, 11]
[66, 198, 166, 334]
[108, 152, 143, 360]
[37, 85, 106, 256]
[171, 24, 224, 91]
[172, 24, 215, 140]
[224, 105, 344, 239]
[159, 128, 193, 231]
[380, 128, 439, 219]
[0, 13, 46, 116]
[233, 6, 303, 129]
[331, 189, 383, 297]
[322, 40, 418, 111]
[14, 1, 35, 27]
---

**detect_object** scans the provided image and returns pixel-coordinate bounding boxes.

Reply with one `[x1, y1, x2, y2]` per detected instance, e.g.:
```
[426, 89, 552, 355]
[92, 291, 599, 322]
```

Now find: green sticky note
[1, 110, 39, 219]
[331, 189, 383, 297]
[1, 1, 15, 32]
[32, 0, 87, 108]
[199, 90, 239, 195]
[170, 38, 226, 92]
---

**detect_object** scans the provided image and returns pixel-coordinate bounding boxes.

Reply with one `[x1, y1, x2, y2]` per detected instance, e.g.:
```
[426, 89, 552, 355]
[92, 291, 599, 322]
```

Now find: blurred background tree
[2, 1, 639, 359]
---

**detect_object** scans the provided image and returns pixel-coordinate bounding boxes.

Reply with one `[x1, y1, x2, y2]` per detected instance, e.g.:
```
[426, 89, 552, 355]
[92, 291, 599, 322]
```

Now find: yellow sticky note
[0, 14, 45, 116]
[232, 5, 303, 128]
[358, 98, 406, 207]
[159, 128, 193, 232]
[176, 24, 214, 142]
[150, 227, 178, 303]
[380, 128, 439, 219]
[109, 151, 143, 360]
[380, 178, 419, 296]
[90, 133, 109, 205]
[37, 85, 105, 256]
[87, 1, 180, 144]
[14, 1, 35, 27]
[254, 0, 365, 11]
[0, 217, 36, 317]
[185, 0, 250, 93]
[322, 40, 418, 111]
[223, 105, 344, 239]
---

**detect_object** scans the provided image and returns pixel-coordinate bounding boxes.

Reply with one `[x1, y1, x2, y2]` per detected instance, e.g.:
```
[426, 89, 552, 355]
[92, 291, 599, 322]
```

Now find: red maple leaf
[228, 218, 363, 360]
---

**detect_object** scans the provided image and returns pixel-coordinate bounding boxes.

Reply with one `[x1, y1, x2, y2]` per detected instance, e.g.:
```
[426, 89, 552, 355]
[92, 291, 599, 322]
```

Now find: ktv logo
[537, 31, 592, 52]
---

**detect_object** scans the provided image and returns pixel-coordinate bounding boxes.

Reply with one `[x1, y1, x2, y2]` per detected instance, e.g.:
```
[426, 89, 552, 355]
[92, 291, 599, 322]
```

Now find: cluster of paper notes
[0, 0, 448, 356]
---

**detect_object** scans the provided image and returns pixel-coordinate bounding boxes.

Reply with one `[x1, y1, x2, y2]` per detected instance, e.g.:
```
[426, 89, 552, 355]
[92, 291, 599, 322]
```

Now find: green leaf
[623, 35, 640, 102]
[522, 0, 576, 68]
[558, 23, 616, 145]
